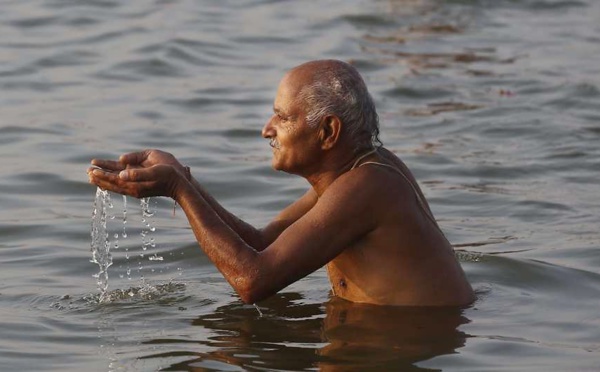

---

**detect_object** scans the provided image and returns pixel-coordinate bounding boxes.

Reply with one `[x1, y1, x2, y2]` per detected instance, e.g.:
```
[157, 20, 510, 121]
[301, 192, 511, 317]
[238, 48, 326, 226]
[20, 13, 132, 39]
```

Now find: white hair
[296, 60, 381, 152]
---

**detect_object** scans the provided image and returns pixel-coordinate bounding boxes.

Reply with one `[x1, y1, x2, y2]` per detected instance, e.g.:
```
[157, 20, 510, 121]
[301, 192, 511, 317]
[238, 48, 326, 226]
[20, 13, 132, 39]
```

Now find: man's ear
[318, 115, 342, 150]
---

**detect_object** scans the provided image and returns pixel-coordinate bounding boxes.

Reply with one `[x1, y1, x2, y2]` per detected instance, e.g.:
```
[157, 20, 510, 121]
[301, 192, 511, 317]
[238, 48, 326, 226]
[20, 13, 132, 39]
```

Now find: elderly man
[88, 60, 474, 307]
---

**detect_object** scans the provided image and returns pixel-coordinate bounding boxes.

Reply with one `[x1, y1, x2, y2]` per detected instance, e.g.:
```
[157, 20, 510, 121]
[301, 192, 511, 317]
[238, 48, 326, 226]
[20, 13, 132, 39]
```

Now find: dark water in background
[1, 0, 599, 370]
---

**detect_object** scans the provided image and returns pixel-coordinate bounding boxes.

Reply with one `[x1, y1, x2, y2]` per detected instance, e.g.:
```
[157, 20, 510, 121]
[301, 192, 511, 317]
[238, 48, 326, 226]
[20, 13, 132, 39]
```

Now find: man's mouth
[269, 139, 280, 149]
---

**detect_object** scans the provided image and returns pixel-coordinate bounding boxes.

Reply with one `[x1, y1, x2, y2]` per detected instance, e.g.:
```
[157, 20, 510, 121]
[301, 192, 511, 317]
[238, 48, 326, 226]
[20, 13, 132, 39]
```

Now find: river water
[1, 0, 599, 370]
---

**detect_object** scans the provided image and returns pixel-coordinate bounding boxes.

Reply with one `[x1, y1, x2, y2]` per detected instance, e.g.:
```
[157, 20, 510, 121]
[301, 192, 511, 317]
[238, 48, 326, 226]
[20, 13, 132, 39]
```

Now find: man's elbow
[238, 289, 264, 305]
[234, 274, 273, 304]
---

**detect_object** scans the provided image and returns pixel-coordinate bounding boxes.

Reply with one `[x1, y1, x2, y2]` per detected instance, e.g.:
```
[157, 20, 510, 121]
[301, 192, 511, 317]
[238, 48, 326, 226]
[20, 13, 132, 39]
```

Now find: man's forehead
[288, 65, 319, 90]
[274, 74, 303, 108]
[279, 71, 307, 95]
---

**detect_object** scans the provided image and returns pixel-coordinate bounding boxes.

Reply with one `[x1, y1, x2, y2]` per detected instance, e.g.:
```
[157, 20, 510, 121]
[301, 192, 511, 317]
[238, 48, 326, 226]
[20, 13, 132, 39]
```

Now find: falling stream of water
[90, 188, 113, 302]
[90, 189, 162, 302]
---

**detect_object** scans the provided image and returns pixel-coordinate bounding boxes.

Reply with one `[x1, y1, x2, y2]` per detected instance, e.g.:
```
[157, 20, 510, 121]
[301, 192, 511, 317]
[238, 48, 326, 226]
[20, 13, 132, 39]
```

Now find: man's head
[262, 60, 380, 175]
[291, 60, 380, 153]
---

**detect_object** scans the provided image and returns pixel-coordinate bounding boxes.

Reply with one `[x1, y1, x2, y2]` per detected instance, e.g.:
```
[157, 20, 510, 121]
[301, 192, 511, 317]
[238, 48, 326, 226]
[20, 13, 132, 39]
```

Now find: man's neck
[305, 146, 376, 197]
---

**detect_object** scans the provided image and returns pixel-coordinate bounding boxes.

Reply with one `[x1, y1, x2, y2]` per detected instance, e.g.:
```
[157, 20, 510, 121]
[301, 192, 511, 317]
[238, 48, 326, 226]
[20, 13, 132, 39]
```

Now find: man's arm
[91, 149, 317, 250]
[172, 168, 380, 304]
[188, 177, 318, 251]
[186, 176, 264, 248]
[258, 187, 318, 247]
[89, 156, 382, 304]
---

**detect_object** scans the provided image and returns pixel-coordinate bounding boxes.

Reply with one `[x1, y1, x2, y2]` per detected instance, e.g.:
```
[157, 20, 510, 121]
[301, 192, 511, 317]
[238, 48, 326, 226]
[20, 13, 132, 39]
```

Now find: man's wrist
[171, 170, 192, 202]
[169, 166, 192, 200]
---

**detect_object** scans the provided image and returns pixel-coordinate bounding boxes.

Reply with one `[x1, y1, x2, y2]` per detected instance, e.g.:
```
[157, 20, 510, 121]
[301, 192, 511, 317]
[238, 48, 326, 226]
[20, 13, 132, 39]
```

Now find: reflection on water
[319, 299, 469, 371]
[141, 294, 470, 371]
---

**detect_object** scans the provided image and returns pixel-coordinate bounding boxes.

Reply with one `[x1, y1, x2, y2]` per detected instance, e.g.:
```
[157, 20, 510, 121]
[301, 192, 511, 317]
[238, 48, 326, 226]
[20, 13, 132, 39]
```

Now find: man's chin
[271, 159, 289, 173]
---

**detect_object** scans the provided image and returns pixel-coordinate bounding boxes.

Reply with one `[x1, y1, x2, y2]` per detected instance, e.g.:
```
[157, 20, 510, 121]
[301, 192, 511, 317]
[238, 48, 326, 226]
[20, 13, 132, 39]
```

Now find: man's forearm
[173, 180, 277, 303]
[188, 177, 267, 250]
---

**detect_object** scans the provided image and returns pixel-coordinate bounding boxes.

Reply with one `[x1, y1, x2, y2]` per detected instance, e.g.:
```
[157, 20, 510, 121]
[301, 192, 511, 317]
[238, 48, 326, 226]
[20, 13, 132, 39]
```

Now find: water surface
[1, 0, 599, 370]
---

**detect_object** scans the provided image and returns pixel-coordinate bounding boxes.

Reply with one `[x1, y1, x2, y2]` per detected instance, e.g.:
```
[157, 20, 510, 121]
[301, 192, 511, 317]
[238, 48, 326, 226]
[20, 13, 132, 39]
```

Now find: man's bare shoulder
[322, 158, 416, 208]
[315, 154, 431, 241]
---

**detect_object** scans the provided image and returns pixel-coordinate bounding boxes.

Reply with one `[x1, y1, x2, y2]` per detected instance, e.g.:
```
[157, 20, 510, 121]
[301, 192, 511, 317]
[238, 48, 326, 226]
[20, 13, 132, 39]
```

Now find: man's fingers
[89, 166, 145, 185]
[89, 170, 157, 199]
[91, 159, 124, 171]
[119, 150, 150, 166]
[89, 166, 158, 183]
[90, 167, 120, 180]
[118, 167, 158, 182]
[88, 168, 121, 191]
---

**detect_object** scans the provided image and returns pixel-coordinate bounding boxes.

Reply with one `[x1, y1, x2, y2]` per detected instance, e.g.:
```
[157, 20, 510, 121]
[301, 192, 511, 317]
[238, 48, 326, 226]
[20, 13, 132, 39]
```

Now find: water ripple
[8, 15, 61, 29]
[96, 57, 187, 81]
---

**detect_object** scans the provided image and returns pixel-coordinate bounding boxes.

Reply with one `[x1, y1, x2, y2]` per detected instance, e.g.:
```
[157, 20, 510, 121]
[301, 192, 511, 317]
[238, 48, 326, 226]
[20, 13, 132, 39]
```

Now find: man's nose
[262, 115, 275, 138]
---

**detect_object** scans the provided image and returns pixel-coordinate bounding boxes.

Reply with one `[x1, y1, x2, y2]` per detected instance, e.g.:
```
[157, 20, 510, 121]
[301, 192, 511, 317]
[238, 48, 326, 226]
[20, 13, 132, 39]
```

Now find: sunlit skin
[88, 60, 475, 306]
